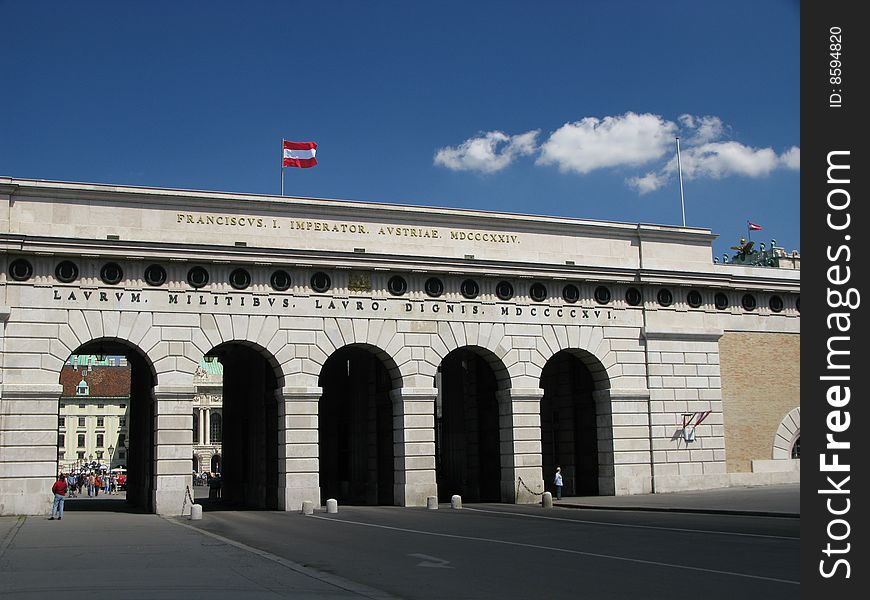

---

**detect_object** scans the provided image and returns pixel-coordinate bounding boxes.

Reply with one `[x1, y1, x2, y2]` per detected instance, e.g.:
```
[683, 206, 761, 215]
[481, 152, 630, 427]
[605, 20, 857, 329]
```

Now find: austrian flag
[747, 221, 763, 231]
[282, 140, 317, 168]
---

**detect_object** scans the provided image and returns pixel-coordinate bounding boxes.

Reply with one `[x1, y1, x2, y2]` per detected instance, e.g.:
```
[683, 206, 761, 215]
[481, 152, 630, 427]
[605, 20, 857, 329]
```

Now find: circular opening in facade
[562, 284, 580, 304]
[424, 277, 444, 298]
[656, 288, 673, 307]
[714, 292, 729, 310]
[9, 258, 33, 282]
[270, 269, 291, 292]
[55, 260, 79, 283]
[229, 268, 251, 290]
[310, 271, 331, 293]
[460, 279, 479, 299]
[741, 293, 757, 311]
[100, 262, 123, 285]
[496, 280, 514, 301]
[625, 287, 642, 306]
[387, 275, 408, 296]
[144, 264, 167, 287]
[769, 295, 784, 313]
[687, 290, 703, 308]
[529, 282, 548, 302]
[187, 266, 210, 289]
[594, 285, 611, 305]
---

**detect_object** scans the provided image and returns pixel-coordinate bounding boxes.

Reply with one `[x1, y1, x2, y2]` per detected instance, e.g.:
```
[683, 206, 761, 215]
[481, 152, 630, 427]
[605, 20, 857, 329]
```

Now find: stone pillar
[599, 388, 651, 496]
[204, 407, 210, 445]
[153, 385, 195, 515]
[278, 387, 321, 511]
[496, 387, 544, 504]
[390, 387, 437, 507]
[0, 384, 63, 515]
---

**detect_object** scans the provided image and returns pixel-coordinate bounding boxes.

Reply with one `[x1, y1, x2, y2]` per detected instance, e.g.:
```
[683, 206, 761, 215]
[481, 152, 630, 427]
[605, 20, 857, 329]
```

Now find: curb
[554, 502, 800, 519]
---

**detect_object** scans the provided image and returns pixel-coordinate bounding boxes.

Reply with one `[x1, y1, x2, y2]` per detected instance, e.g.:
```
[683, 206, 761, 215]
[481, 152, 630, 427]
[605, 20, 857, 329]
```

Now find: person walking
[50, 474, 68, 520]
[554, 467, 563, 501]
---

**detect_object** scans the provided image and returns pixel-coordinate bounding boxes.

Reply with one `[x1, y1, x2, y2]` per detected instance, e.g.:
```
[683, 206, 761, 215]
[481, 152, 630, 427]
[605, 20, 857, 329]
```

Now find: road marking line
[462, 507, 799, 540]
[166, 517, 405, 600]
[311, 515, 798, 586]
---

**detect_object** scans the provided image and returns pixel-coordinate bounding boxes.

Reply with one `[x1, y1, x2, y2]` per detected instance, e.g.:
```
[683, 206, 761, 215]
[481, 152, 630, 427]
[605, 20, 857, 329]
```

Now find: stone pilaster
[152, 385, 195, 516]
[278, 387, 321, 511]
[390, 387, 437, 507]
[0, 384, 63, 515]
[496, 387, 544, 504]
[604, 388, 651, 496]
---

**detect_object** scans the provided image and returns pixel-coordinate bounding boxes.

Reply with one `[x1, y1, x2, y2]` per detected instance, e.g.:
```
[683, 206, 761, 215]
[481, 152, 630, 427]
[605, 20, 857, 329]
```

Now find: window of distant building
[119, 418, 126, 427]
[96, 433, 104, 447]
[77, 434, 85, 447]
[97, 403, 104, 409]
[210, 412, 222, 444]
[59, 417, 65, 428]
[78, 417, 85, 427]
[58, 434, 65, 447]
[77, 451, 85, 460]
[193, 411, 199, 444]
[97, 417, 104, 428]
[76, 380, 89, 396]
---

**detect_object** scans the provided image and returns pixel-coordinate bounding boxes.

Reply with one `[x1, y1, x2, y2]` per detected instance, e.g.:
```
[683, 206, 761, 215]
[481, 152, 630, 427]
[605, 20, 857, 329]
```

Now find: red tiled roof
[60, 365, 131, 398]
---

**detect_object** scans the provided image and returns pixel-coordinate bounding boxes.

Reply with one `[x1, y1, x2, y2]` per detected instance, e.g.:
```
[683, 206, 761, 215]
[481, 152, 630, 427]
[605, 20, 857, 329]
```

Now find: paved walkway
[0, 503, 393, 600]
[556, 483, 800, 517]
[0, 483, 799, 599]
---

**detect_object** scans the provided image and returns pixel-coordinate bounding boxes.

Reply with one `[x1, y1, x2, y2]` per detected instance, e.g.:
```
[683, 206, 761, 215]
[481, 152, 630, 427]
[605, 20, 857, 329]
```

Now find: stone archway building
[0, 178, 799, 515]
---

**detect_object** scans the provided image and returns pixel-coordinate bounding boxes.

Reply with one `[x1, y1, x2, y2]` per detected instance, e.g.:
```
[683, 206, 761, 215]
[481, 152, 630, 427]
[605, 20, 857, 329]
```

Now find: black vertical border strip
[802, 1, 867, 595]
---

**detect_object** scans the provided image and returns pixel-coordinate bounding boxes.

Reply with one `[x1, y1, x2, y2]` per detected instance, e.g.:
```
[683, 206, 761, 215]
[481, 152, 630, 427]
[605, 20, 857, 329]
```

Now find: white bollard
[426, 495, 438, 510]
[190, 504, 202, 520]
[326, 498, 338, 514]
[301, 500, 314, 515]
[451, 495, 462, 509]
[542, 491, 553, 508]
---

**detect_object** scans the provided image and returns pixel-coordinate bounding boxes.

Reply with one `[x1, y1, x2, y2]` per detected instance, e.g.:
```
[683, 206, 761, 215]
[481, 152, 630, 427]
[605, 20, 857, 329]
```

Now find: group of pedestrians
[49, 471, 123, 520]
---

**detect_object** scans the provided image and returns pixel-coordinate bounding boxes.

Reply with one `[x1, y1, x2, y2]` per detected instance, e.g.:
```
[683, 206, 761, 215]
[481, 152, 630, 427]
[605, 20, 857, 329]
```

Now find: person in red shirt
[50, 474, 68, 520]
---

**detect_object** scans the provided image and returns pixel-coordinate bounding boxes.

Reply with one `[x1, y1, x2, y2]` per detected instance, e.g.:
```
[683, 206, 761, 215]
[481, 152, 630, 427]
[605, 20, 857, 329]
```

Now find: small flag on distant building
[747, 221, 763, 231]
[282, 140, 318, 168]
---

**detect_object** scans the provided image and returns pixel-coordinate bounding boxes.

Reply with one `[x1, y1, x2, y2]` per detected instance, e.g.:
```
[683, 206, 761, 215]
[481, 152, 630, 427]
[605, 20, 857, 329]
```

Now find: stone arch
[308, 318, 406, 387]
[59, 335, 158, 512]
[194, 314, 286, 385]
[529, 324, 614, 389]
[772, 406, 800, 459]
[431, 321, 512, 389]
[318, 342, 401, 505]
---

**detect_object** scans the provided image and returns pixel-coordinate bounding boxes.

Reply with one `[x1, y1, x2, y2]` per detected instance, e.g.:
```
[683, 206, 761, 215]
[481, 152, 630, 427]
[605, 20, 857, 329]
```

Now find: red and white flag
[282, 140, 317, 168]
[747, 221, 763, 231]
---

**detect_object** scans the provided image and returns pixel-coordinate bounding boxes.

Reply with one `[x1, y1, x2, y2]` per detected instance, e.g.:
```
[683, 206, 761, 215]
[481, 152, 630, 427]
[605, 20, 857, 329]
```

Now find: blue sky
[0, 1, 799, 259]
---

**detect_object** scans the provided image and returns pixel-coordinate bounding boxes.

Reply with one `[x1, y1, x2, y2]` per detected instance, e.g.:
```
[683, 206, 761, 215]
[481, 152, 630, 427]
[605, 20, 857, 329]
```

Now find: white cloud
[433, 113, 799, 193]
[434, 130, 539, 173]
[677, 142, 781, 180]
[536, 112, 677, 174]
[780, 146, 800, 169]
[678, 114, 725, 145]
[627, 171, 670, 195]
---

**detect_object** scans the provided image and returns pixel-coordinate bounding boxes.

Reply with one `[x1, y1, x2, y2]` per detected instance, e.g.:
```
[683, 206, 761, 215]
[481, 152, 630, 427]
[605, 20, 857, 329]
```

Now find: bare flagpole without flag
[676, 137, 686, 226]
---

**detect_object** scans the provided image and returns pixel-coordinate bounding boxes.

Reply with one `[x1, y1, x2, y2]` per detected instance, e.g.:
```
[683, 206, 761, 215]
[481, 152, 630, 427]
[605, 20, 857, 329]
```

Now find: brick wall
[719, 332, 800, 472]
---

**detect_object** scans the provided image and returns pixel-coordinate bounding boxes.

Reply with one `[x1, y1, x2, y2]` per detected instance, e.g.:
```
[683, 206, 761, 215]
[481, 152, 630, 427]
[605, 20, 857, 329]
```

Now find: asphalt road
[185, 504, 799, 600]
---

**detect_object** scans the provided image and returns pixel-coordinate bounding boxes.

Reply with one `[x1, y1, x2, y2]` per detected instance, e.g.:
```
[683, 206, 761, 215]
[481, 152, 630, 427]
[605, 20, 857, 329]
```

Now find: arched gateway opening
[319, 345, 397, 506]
[202, 343, 282, 510]
[540, 350, 611, 497]
[57, 339, 156, 512]
[436, 348, 506, 502]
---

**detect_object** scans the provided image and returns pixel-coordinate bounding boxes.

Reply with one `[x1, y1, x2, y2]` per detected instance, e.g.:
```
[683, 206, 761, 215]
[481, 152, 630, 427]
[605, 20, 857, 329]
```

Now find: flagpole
[747, 220, 751, 242]
[676, 137, 686, 227]
[280, 139, 285, 196]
